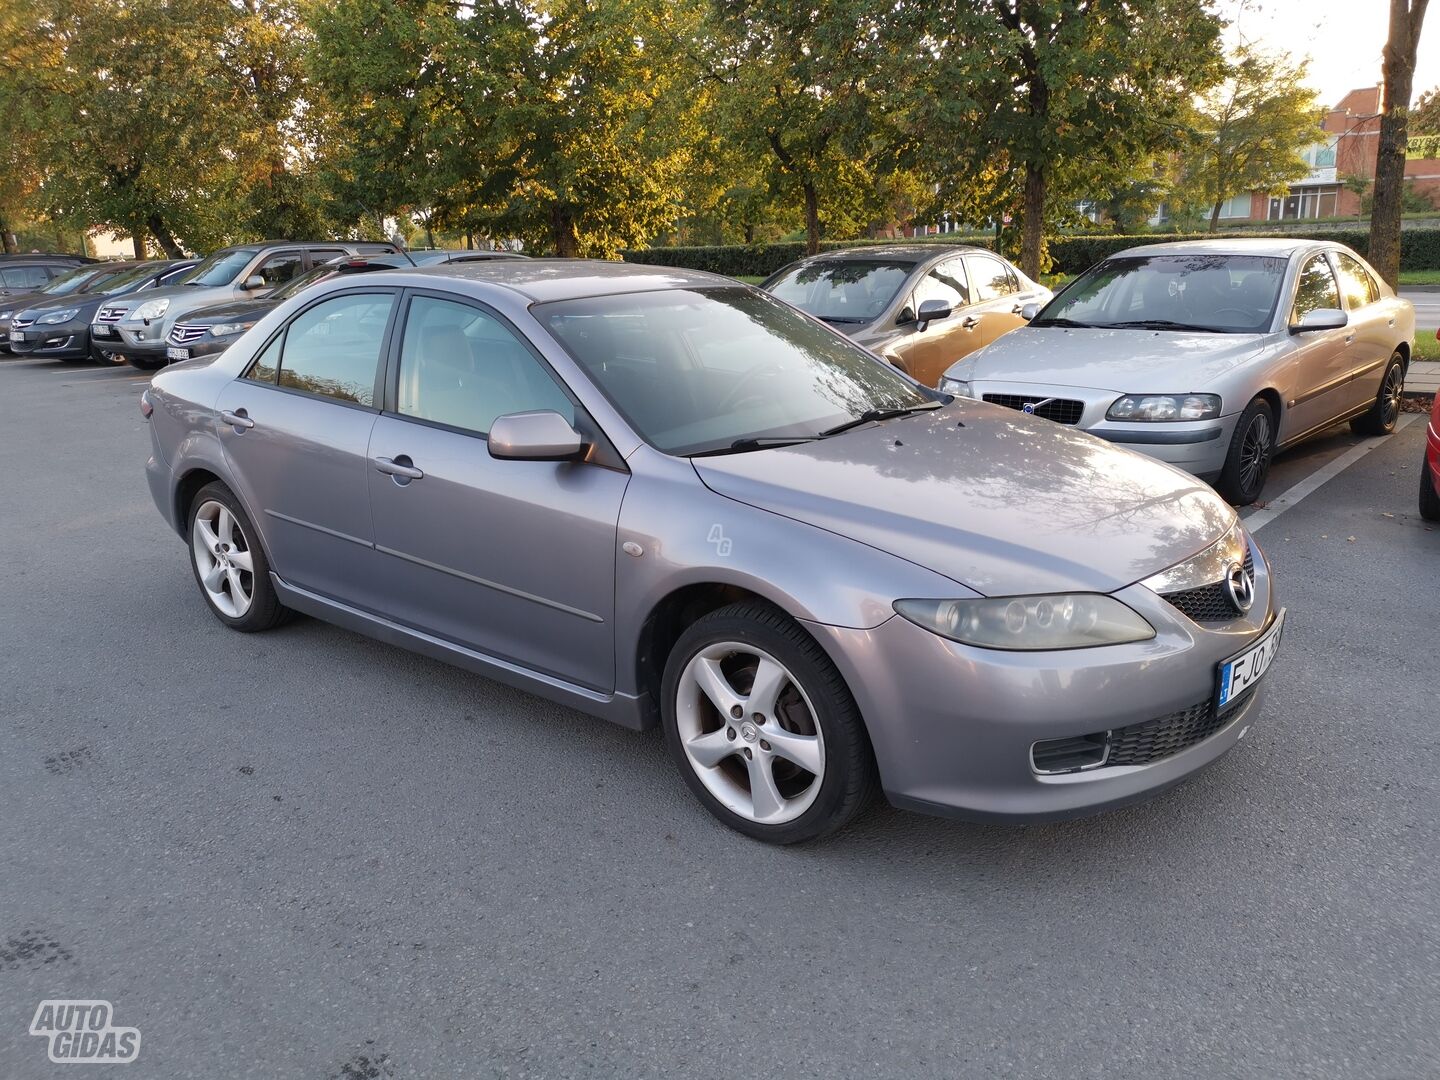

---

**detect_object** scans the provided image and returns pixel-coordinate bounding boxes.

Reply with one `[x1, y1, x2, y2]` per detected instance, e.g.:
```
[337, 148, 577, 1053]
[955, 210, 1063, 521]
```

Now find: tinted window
[1335, 253, 1379, 309]
[1292, 255, 1341, 321]
[275, 292, 394, 405]
[539, 287, 933, 456]
[1, 266, 49, 289]
[246, 334, 282, 384]
[967, 256, 1017, 301]
[397, 296, 572, 435]
[255, 252, 303, 289]
[157, 264, 196, 286]
[96, 265, 164, 294]
[766, 259, 914, 323]
[307, 249, 348, 266]
[912, 259, 969, 310]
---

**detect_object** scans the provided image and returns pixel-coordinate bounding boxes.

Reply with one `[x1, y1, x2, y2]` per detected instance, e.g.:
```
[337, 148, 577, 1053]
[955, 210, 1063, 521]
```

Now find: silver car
[143, 261, 1281, 843]
[939, 239, 1415, 504]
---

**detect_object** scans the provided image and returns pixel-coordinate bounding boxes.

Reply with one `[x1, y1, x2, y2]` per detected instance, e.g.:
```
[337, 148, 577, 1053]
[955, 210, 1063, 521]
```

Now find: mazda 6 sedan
[143, 261, 1282, 843]
[939, 239, 1414, 504]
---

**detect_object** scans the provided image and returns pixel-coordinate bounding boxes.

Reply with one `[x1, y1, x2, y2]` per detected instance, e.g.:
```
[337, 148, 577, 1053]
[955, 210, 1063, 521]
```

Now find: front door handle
[373, 455, 424, 481]
[220, 409, 254, 430]
[961, 316, 979, 330]
[1344, 333, 1356, 345]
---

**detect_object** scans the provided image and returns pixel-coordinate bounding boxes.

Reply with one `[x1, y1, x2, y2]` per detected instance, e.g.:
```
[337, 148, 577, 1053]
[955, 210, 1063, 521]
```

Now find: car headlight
[207, 321, 255, 338]
[0, 310, 12, 320]
[37, 308, 80, 325]
[938, 376, 972, 397]
[893, 594, 1155, 651]
[1106, 394, 1221, 422]
[131, 298, 170, 321]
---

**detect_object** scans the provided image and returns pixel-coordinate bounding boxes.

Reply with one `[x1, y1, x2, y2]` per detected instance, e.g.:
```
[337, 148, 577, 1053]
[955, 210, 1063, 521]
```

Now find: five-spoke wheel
[187, 481, 290, 632]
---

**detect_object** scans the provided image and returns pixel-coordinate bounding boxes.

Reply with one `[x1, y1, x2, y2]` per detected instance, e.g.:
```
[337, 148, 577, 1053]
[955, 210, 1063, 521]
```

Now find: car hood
[1, 289, 63, 314]
[953, 327, 1267, 391]
[177, 298, 278, 325]
[118, 283, 231, 324]
[691, 403, 1234, 596]
[16, 293, 106, 318]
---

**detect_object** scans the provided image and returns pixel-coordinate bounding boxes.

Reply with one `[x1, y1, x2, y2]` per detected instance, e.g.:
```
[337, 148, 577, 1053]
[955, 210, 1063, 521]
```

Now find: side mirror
[241, 274, 267, 291]
[1289, 308, 1347, 333]
[488, 410, 585, 461]
[916, 298, 953, 332]
[1020, 302, 1039, 321]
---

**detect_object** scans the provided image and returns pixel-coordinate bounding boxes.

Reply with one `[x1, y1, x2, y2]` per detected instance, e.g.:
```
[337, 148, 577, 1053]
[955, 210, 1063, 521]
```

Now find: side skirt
[270, 573, 652, 732]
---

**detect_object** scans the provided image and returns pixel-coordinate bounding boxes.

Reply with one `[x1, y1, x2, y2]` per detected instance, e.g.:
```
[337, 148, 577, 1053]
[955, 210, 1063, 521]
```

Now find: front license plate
[1216, 609, 1285, 709]
[166, 346, 189, 361]
[92, 324, 113, 337]
[9, 330, 24, 343]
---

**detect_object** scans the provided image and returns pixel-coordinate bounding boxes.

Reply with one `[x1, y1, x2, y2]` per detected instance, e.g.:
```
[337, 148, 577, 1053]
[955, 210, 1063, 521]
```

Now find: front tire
[1421, 459, 1440, 522]
[187, 482, 290, 632]
[1216, 397, 1275, 506]
[128, 354, 165, 371]
[1351, 352, 1405, 436]
[660, 601, 876, 844]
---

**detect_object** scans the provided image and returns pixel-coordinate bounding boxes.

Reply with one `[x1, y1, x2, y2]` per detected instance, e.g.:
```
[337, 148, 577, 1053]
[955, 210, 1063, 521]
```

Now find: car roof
[1111, 237, 1339, 259]
[372, 259, 739, 303]
[792, 244, 992, 265]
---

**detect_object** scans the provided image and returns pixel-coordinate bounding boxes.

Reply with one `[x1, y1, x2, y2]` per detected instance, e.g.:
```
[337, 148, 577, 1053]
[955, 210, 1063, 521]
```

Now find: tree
[1412, 85, 1440, 133]
[1371, 0, 1431, 288]
[1177, 45, 1320, 232]
[911, 0, 1225, 278]
[1342, 174, 1373, 222]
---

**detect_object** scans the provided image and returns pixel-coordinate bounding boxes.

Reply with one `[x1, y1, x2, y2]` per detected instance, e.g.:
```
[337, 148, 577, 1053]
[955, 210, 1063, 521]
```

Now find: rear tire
[1421, 460, 1440, 522]
[660, 601, 876, 844]
[1350, 352, 1405, 436]
[1215, 397, 1275, 506]
[187, 482, 291, 632]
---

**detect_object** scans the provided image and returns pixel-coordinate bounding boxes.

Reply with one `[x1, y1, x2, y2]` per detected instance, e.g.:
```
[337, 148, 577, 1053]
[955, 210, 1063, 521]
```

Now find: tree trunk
[131, 223, 147, 260]
[550, 204, 580, 258]
[744, 222, 755, 245]
[1208, 200, 1224, 232]
[145, 215, 184, 259]
[1021, 162, 1045, 280]
[1370, 0, 1431, 289]
[802, 181, 821, 256]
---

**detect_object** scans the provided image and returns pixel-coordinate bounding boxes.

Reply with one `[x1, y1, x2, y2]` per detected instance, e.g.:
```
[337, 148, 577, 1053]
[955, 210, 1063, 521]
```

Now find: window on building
[1217, 194, 1251, 219]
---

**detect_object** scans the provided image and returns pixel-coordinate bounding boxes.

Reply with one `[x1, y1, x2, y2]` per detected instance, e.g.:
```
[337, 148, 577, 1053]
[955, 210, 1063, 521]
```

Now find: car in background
[1, 262, 146, 351]
[1421, 371, 1440, 521]
[142, 260, 1279, 843]
[940, 239, 1415, 505]
[0, 254, 94, 299]
[163, 254, 415, 362]
[103, 240, 402, 370]
[406, 249, 530, 266]
[9, 260, 197, 364]
[762, 244, 1050, 387]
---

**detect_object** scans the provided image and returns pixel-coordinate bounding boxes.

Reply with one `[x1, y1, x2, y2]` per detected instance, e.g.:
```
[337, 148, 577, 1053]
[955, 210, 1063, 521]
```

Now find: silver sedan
[939, 239, 1415, 504]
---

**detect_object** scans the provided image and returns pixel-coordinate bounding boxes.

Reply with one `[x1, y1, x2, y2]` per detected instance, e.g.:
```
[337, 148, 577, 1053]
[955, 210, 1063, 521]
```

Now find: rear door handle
[373, 455, 424, 481]
[220, 409, 254, 430]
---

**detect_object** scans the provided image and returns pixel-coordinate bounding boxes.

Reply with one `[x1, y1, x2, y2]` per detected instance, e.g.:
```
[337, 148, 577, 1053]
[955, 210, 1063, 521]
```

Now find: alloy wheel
[191, 500, 255, 618]
[675, 642, 825, 825]
[1380, 364, 1403, 428]
[1240, 412, 1272, 494]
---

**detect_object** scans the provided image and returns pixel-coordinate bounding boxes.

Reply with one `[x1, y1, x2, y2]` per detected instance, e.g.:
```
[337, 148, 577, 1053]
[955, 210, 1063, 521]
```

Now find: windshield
[765, 259, 914, 323]
[184, 248, 260, 287]
[1035, 254, 1286, 333]
[97, 264, 164, 295]
[270, 265, 335, 301]
[39, 266, 104, 296]
[538, 287, 934, 456]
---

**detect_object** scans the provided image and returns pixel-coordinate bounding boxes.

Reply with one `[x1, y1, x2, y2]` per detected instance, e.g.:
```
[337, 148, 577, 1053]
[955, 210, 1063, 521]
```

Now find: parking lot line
[1243, 413, 1419, 533]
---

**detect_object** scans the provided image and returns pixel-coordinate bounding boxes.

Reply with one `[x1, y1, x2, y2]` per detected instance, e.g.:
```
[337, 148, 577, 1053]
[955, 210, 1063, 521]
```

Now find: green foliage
[1413, 86, 1440, 135]
[622, 237, 996, 278]
[1408, 134, 1440, 158]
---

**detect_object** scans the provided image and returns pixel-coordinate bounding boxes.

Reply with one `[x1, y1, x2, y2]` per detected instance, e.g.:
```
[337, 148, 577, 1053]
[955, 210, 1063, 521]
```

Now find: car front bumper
[807, 538, 1277, 822]
[8, 324, 90, 359]
[105, 324, 169, 363]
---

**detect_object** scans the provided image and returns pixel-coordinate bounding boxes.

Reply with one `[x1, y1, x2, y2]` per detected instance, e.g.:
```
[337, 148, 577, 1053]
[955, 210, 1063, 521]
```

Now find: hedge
[623, 227, 1440, 278]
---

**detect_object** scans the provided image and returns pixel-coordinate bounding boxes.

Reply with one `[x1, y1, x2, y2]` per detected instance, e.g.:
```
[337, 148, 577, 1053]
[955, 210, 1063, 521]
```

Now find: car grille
[1161, 549, 1255, 623]
[168, 324, 207, 345]
[95, 306, 127, 323]
[982, 393, 1084, 425]
[11, 316, 34, 330]
[1031, 689, 1254, 774]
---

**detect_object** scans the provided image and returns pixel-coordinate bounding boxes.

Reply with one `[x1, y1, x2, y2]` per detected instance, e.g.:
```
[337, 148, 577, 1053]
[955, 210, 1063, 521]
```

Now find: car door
[963, 254, 1032, 352]
[1283, 252, 1352, 439]
[1332, 251, 1393, 412]
[214, 289, 399, 604]
[889, 257, 972, 387]
[366, 291, 629, 691]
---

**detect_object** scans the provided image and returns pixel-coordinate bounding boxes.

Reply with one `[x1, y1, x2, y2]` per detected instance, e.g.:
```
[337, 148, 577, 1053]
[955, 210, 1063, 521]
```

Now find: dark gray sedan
[143, 262, 1281, 842]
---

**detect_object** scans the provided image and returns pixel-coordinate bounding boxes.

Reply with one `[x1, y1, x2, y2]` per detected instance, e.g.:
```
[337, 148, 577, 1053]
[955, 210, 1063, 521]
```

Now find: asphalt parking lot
[1, 355, 1436, 1080]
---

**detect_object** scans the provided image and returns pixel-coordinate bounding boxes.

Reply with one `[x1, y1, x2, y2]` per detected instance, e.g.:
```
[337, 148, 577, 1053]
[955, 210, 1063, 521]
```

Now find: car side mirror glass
[488, 410, 586, 461]
[1020, 302, 1039, 321]
[242, 274, 267, 291]
[1289, 307, 1347, 333]
[916, 298, 952, 332]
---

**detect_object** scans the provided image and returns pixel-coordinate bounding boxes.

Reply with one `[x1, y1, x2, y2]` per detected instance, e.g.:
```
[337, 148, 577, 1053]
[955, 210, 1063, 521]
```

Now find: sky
[1219, 0, 1440, 107]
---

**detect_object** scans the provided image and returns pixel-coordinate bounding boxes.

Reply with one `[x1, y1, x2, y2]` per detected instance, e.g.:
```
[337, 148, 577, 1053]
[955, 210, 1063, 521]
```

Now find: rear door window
[254, 251, 304, 289]
[271, 292, 396, 406]
[1334, 253, 1380, 309]
[966, 256, 1018, 302]
[1, 266, 51, 289]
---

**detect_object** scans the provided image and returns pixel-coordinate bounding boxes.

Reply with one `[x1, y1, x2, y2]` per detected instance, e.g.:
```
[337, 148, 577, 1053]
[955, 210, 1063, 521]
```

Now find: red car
[1423, 384, 1440, 520]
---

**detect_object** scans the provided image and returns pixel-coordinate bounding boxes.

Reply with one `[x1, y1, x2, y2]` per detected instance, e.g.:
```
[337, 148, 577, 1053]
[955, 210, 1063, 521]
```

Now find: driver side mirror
[1019, 302, 1039, 321]
[1289, 308, 1347, 334]
[915, 298, 953, 332]
[488, 410, 586, 462]
[241, 274, 267, 291]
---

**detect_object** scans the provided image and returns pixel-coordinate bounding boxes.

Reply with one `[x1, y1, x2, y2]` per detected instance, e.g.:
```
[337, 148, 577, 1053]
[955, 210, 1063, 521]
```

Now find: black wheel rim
[1380, 363, 1403, 427]
[1240, 413, 1271, 493]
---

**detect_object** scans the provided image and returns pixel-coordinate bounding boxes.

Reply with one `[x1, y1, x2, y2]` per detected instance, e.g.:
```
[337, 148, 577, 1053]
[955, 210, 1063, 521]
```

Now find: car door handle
[1010, 303, 1025, 315]
[373, 455, 424, 481]
[220, 409, 254, 430]
[1344, 333, 1356, 344]
[961, 316, 979, 329]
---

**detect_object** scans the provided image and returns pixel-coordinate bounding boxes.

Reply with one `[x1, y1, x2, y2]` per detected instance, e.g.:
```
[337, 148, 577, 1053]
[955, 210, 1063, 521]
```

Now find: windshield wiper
[1029, 317, 1095, 329]
[688, 436, 821, 457]
[817, 401, 945, 438]
[1103, 319, 1231, 333]
[817, 315, 869, 324]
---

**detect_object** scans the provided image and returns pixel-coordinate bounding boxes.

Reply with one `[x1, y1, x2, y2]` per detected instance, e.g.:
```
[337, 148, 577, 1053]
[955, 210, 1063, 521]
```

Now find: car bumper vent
[1161, 549, 1255, 623]
[982, 393, 1084, 424]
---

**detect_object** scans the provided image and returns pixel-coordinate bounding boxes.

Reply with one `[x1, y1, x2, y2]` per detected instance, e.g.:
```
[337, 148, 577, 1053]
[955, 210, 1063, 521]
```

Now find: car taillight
[139, 390, 153, 419]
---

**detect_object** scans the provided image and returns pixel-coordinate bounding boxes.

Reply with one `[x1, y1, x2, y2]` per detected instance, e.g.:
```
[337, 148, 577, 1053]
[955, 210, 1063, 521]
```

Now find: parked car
[762, 244, 1050, 387]
[0, 253, 94, 299]
[1421, 372, 1440, 521]
[405, 249, 530, 266]
[143, 261, 1280, 843]
[163, 254, 415, 363]
[1, 262, 148, 351]
[939, 239, 1415, 504]
[9, 260, 197, 363]
[104, 240, 401, 370]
